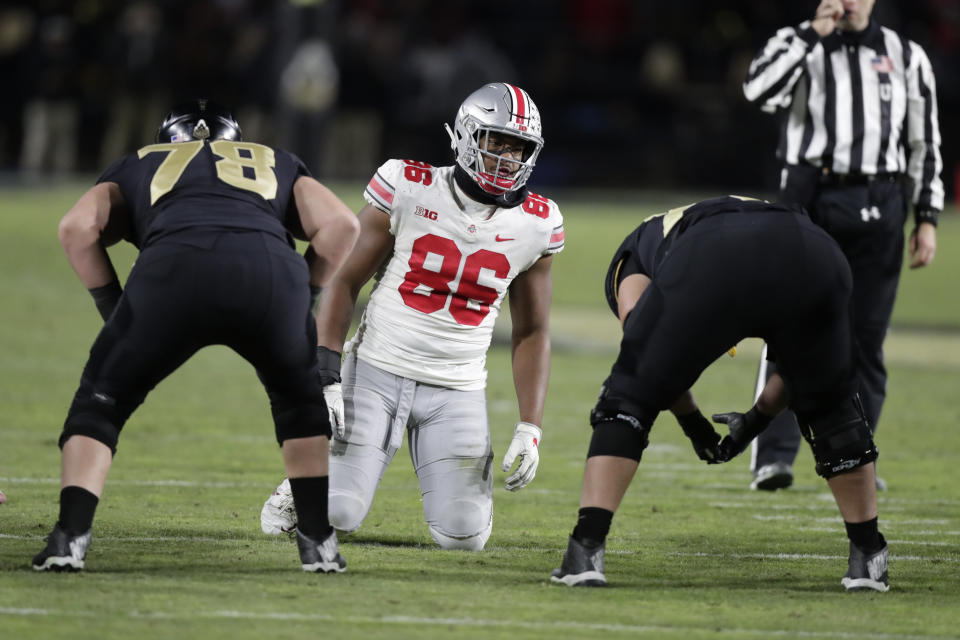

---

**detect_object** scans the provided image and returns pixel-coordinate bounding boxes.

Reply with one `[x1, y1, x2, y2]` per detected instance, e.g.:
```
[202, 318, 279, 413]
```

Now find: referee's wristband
[89, 280, 122, 321]
[914, 209, 939, 228]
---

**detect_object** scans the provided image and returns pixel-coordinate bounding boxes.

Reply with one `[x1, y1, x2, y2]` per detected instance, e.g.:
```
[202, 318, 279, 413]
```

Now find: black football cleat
[550, 535, 607, 587]
[841, 534, 889, 592]
[296, 527, 346, 573]
[32, 524, 91, 572]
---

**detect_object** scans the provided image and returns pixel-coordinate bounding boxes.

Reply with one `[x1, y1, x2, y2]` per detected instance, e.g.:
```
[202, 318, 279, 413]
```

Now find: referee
[741, 0, 944, 491]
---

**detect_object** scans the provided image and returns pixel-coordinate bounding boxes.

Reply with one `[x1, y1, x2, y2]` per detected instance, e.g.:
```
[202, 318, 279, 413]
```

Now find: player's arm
[712, 372, 787, 462]
[616, 272, 650, 327]
[58, 182, 130, 321]
[498, 255, 554, 491]
[293, 176, 361, 293]
[509, 255, 554, 427]
[315, 203, 395, 351]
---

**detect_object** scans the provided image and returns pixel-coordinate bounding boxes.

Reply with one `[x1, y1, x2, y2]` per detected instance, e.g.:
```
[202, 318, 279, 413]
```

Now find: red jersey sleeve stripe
[549, 229, 565, 244]
[366, 173, 394, 205]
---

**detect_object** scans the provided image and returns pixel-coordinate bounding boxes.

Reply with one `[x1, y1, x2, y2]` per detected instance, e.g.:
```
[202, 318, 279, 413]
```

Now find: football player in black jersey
[32, 100, 360, 574]
[550, 196, 889, 592]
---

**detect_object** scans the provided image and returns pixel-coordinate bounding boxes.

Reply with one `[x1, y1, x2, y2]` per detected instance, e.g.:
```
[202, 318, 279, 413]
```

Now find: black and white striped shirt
[744, 20, 943, 214]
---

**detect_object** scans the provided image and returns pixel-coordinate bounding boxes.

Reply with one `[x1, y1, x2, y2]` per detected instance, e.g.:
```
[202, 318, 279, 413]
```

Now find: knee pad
[429, 509, 493, 551]
[59, 383, 138, 455]
[588, 396, 651, 462]
[271, 396, 331, 444]
[799, 396, 878, 479]
[328, 491, 368, 533]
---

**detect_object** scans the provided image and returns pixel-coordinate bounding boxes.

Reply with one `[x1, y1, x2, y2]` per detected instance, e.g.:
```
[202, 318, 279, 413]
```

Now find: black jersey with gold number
[603, 196, 806, 316]
[97, 140, 311, 248]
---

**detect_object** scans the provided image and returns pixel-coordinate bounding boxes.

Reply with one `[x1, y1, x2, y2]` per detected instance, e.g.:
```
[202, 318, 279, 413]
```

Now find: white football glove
[501, 422, 542, 491]
[323, 382, 345, 439]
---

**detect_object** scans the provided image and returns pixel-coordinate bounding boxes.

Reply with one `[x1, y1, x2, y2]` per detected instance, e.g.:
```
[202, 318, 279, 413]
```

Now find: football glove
[315, 346, 344, 438]
[712, 407, 774, 462]
[501, 422, 541, 491]
[675, 410, 721, 463]
[323, 382, 345, 439]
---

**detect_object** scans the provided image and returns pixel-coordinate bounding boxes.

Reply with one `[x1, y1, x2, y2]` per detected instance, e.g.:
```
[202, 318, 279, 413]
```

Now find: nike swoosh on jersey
[495, 235, 514, 242]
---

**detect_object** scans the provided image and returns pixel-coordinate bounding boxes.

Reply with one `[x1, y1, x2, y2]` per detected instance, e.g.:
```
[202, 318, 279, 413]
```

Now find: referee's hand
[812, 0, 844, 36]
[909, 223, 936, 269]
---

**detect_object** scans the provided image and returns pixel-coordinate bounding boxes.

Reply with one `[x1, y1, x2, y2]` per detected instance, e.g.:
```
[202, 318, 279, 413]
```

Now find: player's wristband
[914, 209, 939, 228]
[316, 346, 342, 385]
[676, 410, 711, 438]
[743, 406, 774, 440]
[89, 280, 122, 321]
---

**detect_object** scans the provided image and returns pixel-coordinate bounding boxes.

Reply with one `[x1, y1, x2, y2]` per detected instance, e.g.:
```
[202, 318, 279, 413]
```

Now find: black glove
[675, 410, 721, 463]
[316, 346, 342, 386]
[712, 407, 774, 462]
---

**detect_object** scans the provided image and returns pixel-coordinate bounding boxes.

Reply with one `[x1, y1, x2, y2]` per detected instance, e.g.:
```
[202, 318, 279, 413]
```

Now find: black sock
[571, 507, 613, 546]
[57, 486, 99, 535]
[289, 476, 331, 539]
[844, 517, 883, 552]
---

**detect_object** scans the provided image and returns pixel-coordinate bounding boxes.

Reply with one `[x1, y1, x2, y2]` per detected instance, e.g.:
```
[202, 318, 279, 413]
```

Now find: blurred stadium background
[0, 0, 957, 203]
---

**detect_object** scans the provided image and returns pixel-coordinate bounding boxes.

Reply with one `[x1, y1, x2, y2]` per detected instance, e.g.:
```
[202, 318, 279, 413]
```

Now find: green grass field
[1, 183, 958, 639]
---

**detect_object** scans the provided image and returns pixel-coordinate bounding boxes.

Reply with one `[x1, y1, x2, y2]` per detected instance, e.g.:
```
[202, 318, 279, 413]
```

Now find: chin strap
[453, 165, 527, 208]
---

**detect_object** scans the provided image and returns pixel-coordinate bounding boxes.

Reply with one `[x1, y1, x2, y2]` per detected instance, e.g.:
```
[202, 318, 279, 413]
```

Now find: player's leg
[408, 385, 492, 551]
[556, 267, 744, 585]
[35, 243, 208, 571]
[328, 353, 410, 533]
[771, 226, 887, 591]
[232, 239, 345, 572]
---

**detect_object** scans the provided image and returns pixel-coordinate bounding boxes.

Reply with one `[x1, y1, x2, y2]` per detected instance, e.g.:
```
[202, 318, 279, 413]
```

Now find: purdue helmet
[155, 99, 242, 143]
[445, 83, 543, 195]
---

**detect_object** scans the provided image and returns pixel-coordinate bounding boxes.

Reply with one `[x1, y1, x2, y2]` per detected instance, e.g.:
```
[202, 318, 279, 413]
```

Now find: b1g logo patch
[415, 205, 438, 221]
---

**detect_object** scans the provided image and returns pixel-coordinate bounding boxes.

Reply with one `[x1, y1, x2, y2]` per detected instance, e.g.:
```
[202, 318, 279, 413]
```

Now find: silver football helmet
[445, 83, 544, 195]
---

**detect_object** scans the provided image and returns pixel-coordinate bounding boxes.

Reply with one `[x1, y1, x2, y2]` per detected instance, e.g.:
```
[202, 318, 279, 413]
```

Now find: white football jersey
[345, 160, 565, 390]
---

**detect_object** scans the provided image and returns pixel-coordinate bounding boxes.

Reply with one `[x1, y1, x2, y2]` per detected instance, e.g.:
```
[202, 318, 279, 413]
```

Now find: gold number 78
[138, 140, 278, 204]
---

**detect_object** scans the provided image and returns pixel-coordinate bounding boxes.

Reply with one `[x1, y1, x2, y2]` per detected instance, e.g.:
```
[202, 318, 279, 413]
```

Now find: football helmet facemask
[156, 99, 242, 143]
[445, 83, 543, 196]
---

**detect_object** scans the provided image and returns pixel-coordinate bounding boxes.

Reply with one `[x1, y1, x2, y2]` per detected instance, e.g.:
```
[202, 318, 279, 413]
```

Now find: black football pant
[603, 208, 858, 429]
[753, 177, 907, 470]
[61, 230, 327, 451]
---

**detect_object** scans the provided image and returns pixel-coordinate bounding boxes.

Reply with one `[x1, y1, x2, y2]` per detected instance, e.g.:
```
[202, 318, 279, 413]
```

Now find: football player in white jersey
[261, 83, 564, 550]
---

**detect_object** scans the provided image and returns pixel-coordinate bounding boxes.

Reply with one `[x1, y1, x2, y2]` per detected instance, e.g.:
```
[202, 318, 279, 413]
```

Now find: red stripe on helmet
[507, 84, 526, 125]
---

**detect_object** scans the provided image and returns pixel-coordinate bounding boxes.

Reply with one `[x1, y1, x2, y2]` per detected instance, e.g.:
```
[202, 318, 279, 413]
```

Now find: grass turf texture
[1, 183, 959, 639]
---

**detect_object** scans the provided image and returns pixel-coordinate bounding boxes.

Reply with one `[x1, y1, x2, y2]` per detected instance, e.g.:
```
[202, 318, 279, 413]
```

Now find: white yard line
[0, 607, 948, 639]
[0, 476, 269, 489]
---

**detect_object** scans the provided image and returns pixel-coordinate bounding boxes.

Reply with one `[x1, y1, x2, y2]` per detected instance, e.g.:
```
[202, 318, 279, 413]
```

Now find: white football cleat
[260, 478, 297, 535]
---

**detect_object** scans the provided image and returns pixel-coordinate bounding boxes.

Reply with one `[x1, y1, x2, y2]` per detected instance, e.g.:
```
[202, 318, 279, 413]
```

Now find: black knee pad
[588, 396, 652, 461]
[271, 396, 331, 444]
[799, 396, 878, 479]
[59, 384, 138, 455]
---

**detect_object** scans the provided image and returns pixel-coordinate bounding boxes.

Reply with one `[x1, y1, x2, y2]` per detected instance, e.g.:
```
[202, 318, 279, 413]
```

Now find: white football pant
[329, 353, 494, 550]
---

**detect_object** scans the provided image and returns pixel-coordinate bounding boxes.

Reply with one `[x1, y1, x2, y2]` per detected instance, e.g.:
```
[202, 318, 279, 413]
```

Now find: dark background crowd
[0, 0, 956, 200]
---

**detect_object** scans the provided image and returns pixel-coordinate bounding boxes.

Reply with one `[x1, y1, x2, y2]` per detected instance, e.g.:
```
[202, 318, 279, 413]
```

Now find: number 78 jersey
[347, 159, 565, 390]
